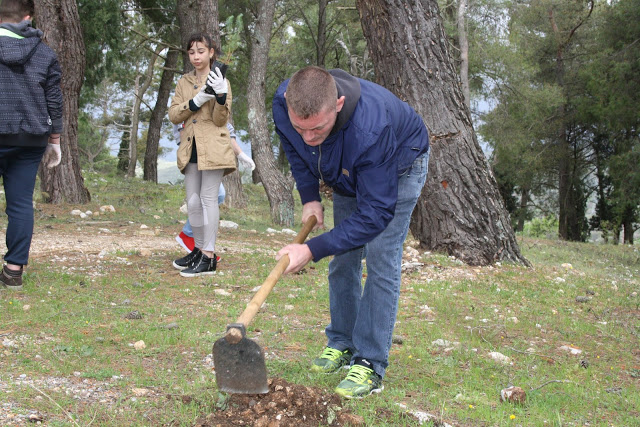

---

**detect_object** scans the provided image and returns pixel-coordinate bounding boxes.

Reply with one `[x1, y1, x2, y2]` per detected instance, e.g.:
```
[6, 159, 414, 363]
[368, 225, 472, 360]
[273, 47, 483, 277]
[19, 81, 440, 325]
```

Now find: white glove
[44, 143, 61, 168]
[192, 85, 216, 107]
[237, 152, 255, 171]
[206, 67, 227, 95]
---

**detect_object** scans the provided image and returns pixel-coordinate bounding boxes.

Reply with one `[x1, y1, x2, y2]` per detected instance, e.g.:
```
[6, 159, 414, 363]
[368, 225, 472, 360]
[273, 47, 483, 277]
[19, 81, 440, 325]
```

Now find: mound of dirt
[194, 377, 364, 426]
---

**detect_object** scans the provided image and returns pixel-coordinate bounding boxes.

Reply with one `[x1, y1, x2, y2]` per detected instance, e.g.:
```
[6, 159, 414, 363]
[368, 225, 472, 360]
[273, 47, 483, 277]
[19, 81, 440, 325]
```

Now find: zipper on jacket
[317, 145, 324, 183]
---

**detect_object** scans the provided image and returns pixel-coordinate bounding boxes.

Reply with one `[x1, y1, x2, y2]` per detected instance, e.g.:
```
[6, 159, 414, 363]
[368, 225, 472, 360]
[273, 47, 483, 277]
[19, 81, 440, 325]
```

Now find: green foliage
[522, 215, 559, 238]
[78, 0, 126, 94]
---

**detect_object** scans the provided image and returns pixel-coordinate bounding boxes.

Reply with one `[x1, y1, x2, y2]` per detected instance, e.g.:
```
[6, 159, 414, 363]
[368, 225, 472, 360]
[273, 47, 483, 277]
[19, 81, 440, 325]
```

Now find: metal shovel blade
[213, 335, 268, 394]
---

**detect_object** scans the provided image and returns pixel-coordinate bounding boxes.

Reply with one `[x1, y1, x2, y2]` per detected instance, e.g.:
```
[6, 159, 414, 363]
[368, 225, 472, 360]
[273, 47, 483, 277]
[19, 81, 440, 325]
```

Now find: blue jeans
[0, 145, 47, 266]
[325, 151, 429, 378]
[182, 183, 225, 237]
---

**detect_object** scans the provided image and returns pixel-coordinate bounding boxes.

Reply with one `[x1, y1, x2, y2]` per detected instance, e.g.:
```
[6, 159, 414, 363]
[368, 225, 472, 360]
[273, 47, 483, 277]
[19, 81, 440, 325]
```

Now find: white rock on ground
[220, 220, 239, 229]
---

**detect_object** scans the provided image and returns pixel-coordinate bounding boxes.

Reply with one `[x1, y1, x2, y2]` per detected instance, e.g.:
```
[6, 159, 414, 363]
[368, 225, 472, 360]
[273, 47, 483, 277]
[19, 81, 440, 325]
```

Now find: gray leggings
[184, 163, 223, 252]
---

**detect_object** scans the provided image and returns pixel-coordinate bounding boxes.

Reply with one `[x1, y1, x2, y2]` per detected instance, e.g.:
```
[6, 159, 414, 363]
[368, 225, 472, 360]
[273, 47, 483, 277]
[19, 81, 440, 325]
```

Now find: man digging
[273, 66, 430, 398]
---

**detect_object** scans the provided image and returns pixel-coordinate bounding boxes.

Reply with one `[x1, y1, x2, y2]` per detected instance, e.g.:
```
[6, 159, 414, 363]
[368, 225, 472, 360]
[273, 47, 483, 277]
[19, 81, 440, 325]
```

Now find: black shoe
[173, 248, 201, 270]
[1, 265, 23, 291]
[180, 253, 217, 277]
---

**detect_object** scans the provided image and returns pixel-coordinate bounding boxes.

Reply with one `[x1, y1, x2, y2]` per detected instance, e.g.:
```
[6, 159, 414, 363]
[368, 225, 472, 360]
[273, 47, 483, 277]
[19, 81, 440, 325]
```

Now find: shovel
[213, 215, 317, 394]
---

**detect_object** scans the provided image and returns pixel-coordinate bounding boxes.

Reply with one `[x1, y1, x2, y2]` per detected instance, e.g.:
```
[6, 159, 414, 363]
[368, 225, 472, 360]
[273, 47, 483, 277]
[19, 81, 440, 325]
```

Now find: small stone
[134, 340, 146, 350]
[500, 386, 526, 404]
[139, 249, 152, 257]
[489, 351, 512, 364]
[220, 220, 239, 229]
[432, 339, 451, 347]
[392, 336, 404, 344]
[559, 345, 582, 355]
[125, 311, 143, 320]
[131, 388, 149, 396]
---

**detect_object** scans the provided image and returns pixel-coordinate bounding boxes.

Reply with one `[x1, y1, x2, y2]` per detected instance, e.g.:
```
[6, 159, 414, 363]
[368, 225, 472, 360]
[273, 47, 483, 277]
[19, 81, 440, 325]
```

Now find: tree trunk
[622, 205, 634, 245]
[549, 6, 593, 242]
[222, 172, 247, 208]
[356, 0, 529, 266]
[248, 0, 295, 225]
[117, 111, 131, 173]
[457, 0, 470, 109]
[516, 187, 529, 232]
[176, 0, 219, 72]
[317, 0, 328, 66]
[144, 48, 179, 182]
[34, 0, 90, 203]
[128, 45, 162, 178]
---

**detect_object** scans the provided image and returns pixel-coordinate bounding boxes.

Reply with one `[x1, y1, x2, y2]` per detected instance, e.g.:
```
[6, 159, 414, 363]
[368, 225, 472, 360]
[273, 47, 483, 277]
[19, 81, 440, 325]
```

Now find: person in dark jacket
[0, 0, 63, 291]
[273, 66, 430, 398]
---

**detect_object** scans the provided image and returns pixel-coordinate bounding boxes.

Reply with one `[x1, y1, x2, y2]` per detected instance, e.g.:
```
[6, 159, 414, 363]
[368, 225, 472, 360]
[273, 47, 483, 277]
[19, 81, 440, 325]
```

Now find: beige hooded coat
[168, 71, 236, 175]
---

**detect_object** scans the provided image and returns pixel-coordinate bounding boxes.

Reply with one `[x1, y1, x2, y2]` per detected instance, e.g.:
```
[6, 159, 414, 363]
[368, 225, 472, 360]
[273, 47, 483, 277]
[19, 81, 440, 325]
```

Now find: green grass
[1, 171, 639, 426]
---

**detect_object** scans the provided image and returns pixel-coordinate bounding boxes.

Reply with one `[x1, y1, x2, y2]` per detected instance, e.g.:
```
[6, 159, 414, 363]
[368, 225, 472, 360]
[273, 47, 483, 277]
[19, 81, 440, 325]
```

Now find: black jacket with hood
[0, 20, 63, 147]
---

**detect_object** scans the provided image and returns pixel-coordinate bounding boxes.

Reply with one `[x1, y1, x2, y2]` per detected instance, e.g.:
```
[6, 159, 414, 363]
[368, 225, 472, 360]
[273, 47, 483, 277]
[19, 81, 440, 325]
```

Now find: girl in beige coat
[168, 33, 234, 277]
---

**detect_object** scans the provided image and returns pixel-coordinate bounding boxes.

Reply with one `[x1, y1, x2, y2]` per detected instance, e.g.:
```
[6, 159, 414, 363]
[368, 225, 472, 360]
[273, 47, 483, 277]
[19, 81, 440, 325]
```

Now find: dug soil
[194, 377, 364, 426]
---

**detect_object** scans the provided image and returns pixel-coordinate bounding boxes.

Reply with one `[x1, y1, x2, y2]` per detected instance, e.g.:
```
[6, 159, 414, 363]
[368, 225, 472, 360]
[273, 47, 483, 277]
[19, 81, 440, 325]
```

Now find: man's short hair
[286, 66, 337, 119]
[0, 0, 34, 22]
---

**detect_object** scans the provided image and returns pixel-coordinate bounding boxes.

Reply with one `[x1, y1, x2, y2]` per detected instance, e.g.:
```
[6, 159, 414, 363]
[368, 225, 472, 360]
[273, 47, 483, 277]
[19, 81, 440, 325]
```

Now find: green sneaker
[335, 360, 383, 399]
[310, 347, 352, 373]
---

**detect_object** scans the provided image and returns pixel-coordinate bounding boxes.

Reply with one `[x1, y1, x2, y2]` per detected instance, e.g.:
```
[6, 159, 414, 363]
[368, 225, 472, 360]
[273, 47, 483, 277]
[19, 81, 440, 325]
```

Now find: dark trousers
[0, 145, 46, 266]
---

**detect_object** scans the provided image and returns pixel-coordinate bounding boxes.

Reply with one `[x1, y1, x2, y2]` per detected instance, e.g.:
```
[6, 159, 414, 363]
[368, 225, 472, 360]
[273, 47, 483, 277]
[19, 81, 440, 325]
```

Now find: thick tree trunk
[144, 49, 179, 182]
[356, 0, 529, 266]
[248, 0, 295, 225]
[34, 0, 90, 203]
[222, 172, 247, 208]
[176, 0, 219, 72]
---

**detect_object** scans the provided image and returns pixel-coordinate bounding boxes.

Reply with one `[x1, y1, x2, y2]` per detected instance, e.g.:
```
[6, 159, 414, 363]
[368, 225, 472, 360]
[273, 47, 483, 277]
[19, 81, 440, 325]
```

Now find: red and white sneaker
[175, 232, 222, 263]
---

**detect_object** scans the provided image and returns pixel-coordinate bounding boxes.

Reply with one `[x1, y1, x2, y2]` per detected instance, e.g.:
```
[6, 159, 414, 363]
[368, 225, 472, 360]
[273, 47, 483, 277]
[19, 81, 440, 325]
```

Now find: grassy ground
[1, 172, 639, 426]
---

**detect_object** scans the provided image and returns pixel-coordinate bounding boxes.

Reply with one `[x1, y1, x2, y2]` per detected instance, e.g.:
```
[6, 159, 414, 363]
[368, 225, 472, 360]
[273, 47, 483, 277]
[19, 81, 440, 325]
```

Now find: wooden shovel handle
[225, 215, 318, 344]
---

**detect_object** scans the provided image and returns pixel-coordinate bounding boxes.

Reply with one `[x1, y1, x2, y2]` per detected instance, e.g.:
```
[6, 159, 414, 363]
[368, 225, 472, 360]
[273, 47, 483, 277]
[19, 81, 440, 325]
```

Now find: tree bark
[356, 0, 529, 266]
[317, 0, 328, 66]
[144, 48, 179, 182]
[176, 0, 219, 72]
[222, 172, 247, 208]
[457, 0, 470, 109]
[248, 0, 295, 225]
[34, 0, 90, 203]
[128, 45, 162, 178]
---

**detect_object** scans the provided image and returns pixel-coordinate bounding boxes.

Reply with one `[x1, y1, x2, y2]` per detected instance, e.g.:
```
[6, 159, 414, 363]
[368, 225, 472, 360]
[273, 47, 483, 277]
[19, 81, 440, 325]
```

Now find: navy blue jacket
[273, 69, 429, 261]
[0, 21, 63, 147]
